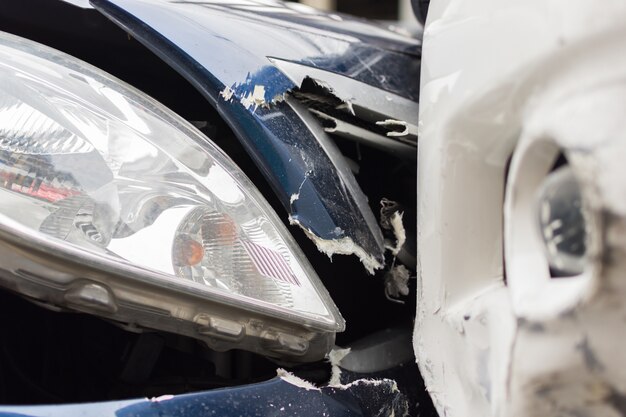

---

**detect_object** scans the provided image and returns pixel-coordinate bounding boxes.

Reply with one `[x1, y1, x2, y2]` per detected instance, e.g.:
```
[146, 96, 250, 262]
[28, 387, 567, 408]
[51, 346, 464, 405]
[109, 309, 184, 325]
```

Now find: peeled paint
[240, 85, 267, 110]
[219, 86, 234, 102]
[289, 216, 384, 275]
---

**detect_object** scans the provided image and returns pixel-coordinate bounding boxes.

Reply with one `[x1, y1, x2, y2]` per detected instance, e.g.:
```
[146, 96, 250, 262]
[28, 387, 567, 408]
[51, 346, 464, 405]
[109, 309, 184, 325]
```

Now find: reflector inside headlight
[0, 32, 343, 361]
[537, 166, 588, 277]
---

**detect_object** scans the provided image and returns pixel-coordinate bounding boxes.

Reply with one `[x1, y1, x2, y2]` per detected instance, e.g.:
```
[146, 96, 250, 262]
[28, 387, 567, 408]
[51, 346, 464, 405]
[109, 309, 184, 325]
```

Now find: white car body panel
[415, 0, 626, 416]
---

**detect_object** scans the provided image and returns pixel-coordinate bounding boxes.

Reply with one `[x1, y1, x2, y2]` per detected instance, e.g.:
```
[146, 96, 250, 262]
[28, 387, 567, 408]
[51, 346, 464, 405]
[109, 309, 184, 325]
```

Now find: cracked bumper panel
[0, 377, 408, 417]
[90, 0, 421, 271]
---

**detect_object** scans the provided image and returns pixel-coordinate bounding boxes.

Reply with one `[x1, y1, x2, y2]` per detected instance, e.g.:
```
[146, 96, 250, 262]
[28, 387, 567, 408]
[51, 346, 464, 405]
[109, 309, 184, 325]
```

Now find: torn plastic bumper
[90, 0, 420, 272]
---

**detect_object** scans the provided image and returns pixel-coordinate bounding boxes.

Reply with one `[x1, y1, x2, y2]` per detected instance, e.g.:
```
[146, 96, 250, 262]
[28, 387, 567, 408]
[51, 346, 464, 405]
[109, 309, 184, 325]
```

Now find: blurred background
[291, 0, 419, 27]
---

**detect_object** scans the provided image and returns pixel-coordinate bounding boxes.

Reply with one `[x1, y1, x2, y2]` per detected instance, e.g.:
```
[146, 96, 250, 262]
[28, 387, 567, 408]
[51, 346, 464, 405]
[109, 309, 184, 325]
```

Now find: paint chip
[329, 377, 398, 391]
[219, 86, 234, 102]
[240, 85, 267, 110]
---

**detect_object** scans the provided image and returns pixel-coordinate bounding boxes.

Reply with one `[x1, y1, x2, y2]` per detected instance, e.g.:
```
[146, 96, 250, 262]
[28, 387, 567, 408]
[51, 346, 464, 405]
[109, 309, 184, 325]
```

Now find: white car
[416, 0, 626, 416]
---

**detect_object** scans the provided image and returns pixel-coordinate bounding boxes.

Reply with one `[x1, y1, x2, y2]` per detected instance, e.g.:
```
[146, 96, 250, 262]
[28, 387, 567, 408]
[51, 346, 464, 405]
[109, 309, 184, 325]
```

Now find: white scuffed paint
[219, 86, 234, 102]
[240, 85, 267, 110]
[276, 368, 320, 391]
[289, 216, 383, 274]
[376, 119, 409, 137]
[221, 86, 283, 109]
[384, 211, 406, 256]
[149, 394, 174, 402]
[327, 347, 351, 386]
[330, 378, 399, 391]
[290, 174, 310, 207]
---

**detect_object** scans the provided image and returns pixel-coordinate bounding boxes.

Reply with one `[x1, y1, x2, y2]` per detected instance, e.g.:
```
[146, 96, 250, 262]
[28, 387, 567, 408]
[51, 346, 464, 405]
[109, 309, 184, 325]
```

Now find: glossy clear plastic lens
[0, 33, 343, 333]
[537, 166, 588, 277]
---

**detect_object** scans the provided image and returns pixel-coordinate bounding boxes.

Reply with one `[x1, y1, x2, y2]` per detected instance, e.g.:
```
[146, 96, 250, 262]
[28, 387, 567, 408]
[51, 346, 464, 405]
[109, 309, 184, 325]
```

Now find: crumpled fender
[90, 0, 421, 272]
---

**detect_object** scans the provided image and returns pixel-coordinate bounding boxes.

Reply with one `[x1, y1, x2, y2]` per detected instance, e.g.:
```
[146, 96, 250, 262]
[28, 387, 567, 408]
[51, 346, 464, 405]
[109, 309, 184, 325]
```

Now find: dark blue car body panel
[90, 0, 421, 269]
[0, 377, 407, 417]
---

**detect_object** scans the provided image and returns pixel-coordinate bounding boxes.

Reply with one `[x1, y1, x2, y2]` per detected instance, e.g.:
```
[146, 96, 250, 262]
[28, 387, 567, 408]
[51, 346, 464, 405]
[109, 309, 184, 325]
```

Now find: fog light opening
[536, 154, 589, 278]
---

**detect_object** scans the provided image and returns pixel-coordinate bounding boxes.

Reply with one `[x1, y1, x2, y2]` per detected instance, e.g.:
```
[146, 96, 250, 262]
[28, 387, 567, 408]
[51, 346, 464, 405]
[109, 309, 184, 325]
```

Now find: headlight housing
[0, 31, 344, 362]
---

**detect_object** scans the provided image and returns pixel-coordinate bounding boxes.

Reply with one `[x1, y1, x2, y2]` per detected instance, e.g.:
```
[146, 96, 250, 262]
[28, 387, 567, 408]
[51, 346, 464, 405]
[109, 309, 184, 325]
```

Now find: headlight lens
[537, 166, 588, 277]
[0, 32, 343, 361]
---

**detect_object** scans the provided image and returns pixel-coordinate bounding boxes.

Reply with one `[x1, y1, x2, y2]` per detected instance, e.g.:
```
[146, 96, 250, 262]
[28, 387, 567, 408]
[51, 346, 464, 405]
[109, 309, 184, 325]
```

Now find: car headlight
[0, 31, 344, 362]
[536, 165, 588, 277]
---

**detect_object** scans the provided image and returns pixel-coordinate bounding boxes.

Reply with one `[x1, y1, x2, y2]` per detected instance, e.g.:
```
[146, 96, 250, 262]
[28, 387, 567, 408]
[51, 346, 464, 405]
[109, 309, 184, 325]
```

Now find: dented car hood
[90, 0, 420, 272]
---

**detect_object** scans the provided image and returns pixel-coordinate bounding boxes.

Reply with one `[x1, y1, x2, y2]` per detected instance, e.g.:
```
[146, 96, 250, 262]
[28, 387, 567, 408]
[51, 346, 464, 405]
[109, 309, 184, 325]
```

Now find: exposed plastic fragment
[376, 119, 409, 137]
[385, 212, 406, 255]
[276, 368, 320, 391]
[327, 347, 351, 386]
[384, 265, 411, 303]
[309, 110, 416, 160]
[289, 216, 384, 274]
[380, 198, 401, 229]
[331, 378, 394, 390]
[380, 199, 406, 255]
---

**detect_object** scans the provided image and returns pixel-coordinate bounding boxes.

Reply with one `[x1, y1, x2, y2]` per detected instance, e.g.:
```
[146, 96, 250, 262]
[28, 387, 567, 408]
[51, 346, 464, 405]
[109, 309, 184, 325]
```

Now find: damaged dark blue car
[0, 1, 427, 416]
